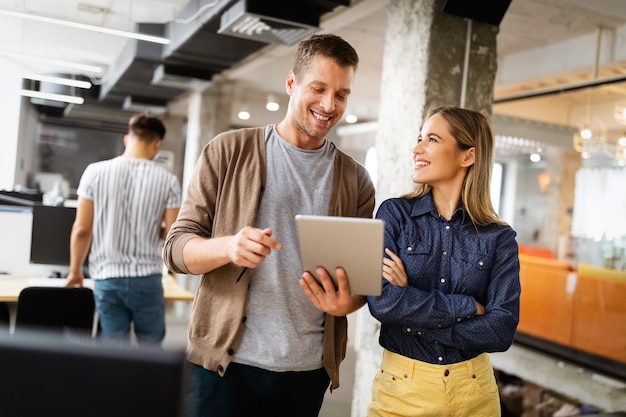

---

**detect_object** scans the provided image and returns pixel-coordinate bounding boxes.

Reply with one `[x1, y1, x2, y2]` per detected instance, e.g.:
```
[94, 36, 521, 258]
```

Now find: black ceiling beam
[442, 0, 512, 26]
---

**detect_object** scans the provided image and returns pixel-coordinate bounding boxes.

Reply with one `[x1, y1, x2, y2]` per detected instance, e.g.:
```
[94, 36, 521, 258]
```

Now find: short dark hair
[128, 113, 166, 141]
[291, 34, 359, 81]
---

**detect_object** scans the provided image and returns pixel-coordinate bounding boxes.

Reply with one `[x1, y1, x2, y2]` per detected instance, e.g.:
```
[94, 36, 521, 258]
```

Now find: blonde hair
[401, 106, 506, 226]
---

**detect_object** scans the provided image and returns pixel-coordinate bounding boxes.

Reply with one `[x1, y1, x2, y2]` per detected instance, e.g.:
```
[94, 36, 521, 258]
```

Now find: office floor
[162, 299, 355, 417]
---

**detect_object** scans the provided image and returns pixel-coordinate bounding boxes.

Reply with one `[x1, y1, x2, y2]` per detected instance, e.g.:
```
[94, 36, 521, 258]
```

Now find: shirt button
[407, 246, 413, 252]
[242, 316, 247, 323]
[227, 348, 235, 355]
[456, 317, 462, 322]
[444, 369, 450, 376]
[217, 365, 224, 372]
[417, 331, 422, 335]
[437, 323, 442, 328]
[442, 251, 447, 256]
[478, 261, 484, 266]
[440, 278, 445, 283]
[445, 225, 450, 230]
[406, 327, 412, 333]
[438, 357, 443, 362]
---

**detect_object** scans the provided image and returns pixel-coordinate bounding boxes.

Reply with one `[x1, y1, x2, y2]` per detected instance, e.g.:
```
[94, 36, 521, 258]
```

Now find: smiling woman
[366, 106, 520, 417]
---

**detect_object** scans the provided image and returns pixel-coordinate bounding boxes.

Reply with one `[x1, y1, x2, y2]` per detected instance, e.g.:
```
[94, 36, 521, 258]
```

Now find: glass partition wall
[494, 80, 626, 267]
[493, 81, 626, 377]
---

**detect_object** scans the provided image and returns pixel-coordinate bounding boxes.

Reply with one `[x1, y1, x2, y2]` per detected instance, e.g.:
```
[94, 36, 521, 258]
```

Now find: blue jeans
[185, 362, 330, 417]
[93, 274, 165, 346]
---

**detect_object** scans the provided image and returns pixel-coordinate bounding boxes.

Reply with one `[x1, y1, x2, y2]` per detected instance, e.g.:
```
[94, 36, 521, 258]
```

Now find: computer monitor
[0, 330, 188, 417]
[29, 204, 79, 266]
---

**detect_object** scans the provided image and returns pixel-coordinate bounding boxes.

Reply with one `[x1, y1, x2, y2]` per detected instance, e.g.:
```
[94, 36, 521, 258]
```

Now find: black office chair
[0, 302, 10, 333]
[14, 286, 97, 338]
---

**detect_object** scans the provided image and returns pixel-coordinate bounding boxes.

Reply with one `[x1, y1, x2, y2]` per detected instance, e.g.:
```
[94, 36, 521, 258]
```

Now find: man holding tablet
[164, 34, 375, 417]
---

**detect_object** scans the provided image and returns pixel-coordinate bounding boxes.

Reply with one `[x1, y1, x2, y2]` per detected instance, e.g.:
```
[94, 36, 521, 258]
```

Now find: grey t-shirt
[234, 124, 334, 371]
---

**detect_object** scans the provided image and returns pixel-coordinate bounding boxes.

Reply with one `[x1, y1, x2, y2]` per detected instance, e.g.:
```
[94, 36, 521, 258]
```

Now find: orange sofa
[518, 255, 626, 365]
[517, 253, 576, 346]
[570, 263, 626, 363]
[518, 245, 555, 259]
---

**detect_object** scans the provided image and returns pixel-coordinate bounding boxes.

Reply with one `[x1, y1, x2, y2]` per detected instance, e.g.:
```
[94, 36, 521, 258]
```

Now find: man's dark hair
[128, 113, 166, 141]
[291, 34, 359, 81]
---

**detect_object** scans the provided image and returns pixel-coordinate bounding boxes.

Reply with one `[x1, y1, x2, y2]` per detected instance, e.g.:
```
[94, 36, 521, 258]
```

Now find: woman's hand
[382, 248, 408, 286]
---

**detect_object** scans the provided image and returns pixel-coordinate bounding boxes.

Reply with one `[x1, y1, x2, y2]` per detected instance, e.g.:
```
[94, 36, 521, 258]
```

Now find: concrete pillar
[182, 76, 234, 192]
[159, 114, 186, 180]
[351, 1, 500, 415]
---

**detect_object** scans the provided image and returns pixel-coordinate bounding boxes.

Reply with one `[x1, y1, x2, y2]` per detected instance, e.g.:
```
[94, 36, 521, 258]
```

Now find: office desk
[0, 274, 195, 303]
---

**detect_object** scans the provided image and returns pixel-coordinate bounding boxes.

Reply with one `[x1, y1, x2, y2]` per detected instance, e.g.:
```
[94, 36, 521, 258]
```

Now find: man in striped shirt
[65, 113, 182, 346]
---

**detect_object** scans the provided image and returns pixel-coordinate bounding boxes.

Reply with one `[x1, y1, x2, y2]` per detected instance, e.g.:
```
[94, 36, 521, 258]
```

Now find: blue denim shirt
[367, 193, 521, 365]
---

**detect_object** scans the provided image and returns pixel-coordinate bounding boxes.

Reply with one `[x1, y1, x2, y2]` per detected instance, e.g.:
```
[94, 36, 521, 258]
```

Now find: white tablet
[295, 214, 384, 296]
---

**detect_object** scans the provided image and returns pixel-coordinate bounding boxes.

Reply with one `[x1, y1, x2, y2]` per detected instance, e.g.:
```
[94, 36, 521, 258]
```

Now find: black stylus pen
[234, 267, 248, 283]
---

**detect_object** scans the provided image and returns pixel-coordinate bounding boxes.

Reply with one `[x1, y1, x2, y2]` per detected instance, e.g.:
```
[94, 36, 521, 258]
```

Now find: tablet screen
[295, 214, 384, 296]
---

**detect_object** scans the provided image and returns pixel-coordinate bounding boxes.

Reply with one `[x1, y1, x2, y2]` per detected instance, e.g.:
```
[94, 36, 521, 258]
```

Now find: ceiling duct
[151, 64, 214, 90]
[27, 80, 70, 108]
[218, 0, 319, 46]
[62, 104, 133, 131]
[123, 96, 167, 115]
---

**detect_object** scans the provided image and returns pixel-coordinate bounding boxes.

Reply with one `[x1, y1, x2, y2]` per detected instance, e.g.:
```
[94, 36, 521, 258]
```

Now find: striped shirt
[77, 156, 181, 279]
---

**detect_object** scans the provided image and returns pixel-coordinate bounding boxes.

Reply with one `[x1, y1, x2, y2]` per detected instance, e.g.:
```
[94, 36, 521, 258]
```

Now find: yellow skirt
[367, 349, 501, 417]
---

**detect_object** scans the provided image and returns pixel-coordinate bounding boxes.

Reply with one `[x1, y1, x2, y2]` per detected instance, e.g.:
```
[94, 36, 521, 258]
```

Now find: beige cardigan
[163, 126, 375, 390]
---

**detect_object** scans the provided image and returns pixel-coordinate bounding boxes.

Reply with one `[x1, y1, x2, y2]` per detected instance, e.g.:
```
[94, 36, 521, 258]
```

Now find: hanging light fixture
[265, 94, 279, 111]
[0, 9, 170, 44]
[344, 105, 358, 123]
[237, 90, 252, 121]
[237, 106, 250, 120]
[23, 73, 92, 89]
[573, 27, 607, 158]
[573, 116, 605, 155]
[614, 101, 626, 126]
[602, 132, 626, 162]
[0, 50, 103, 73]
[20, 89, 84, 104]
[573, 85, 606, 156]
[345, 113, 358, 124]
